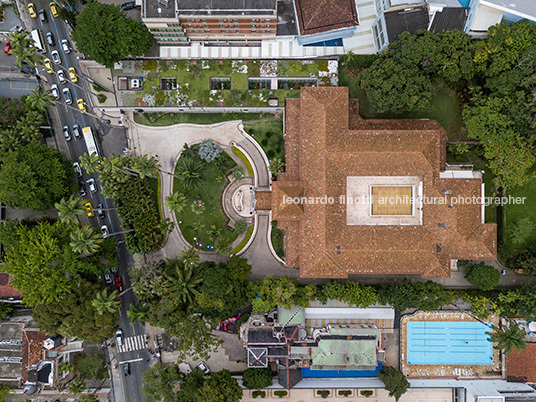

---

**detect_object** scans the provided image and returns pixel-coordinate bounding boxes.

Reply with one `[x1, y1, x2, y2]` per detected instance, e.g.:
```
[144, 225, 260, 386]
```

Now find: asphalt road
[21, 2, 149, 400]
[0, 38, 39, 97]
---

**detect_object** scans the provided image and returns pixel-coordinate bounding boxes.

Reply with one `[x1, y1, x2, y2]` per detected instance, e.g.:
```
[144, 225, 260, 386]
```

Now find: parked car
[196, 361, 210, 375]
[46, 32, 55, 46]
[120, 1, 136, 10]
[115, 329, 124, 346]
[84, 201, 94, 217]
[115, 276, 123, 292]
[123, 363, 131, 376]
[28, 3, 37, 18]
[44, 58, 54, 73]
[51, 50, 61, 64]
[77, 99, 87, 113]
[62, 87, 72, 104]
[61, 39, 70, 53]
[57, 70, 66, 83]
[51, 84, 60, 99]
[49, 1, 59, 17]
[73, 124, 81, 139]
[73, 162, 82, 177]
[69, 67, 78, 82]
[62, 125, 71, 141]
[97, 203, 105, 220]
[79, 183, 87, 197]
[38, 9, 48, 23]
[101, 225, 109, 237]
[87, 178, 97, 193]
[104, 272, 112, 284]
[3, 41, 12, 55]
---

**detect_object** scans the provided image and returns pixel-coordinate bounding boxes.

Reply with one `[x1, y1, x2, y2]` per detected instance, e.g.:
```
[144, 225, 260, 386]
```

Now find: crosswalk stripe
[117, 335, 147, 354]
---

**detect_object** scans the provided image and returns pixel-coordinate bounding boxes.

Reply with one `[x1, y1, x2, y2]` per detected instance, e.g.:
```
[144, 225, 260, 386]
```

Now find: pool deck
[400, 310, 503, 379]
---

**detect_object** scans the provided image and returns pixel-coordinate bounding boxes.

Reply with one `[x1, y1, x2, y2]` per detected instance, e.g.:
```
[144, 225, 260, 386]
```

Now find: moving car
[38, 9, 48, 23]
[104, 272, 112, 283]
[123, 363, 131, 376]
[73, 162, 82, 177]
[68, 67, 78, 82]
[197, 361, 210, 375]
[115, 329, 124, 346]
[45, 32, 55, 46]
[84, 201, 94, 217]
[73, 124, 81, 139]
[77, 99, 87, 113]
[79, 183, 87, 197]
[61, 39, 70, 53]
[51, 50, 61, 64]
[49, 1, 59, 17]
[3, 41, 12, 55]
[115, 276, 123, 292]
[57, 70, 66, 83]
[51, 84, 60, 99]
[120, 1, 136, 10]
[44, 58, 53, 73]
[28, 3, 37, 18]
[62, 87, 72, 104]
[87, 178, 97, 193]
[100, 224, 109, 237]
[97, 203, 105, 220]
[62, 125, 71, 141]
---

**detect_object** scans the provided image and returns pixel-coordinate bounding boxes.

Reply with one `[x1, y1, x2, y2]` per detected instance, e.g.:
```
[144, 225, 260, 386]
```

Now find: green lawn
[503, 168, 536, 248]
[271, 221, 284, 259]
[173, 151, 239, 250]
[73, 353, 108, 380]
[339, 66, 464, 141]
[243, 118, 284, 161]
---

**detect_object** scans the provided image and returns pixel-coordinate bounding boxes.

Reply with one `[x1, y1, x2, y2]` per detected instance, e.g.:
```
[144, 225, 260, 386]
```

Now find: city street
[18, 1, 148, 399]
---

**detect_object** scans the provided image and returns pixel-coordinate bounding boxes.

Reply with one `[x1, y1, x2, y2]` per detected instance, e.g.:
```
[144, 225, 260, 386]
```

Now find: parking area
[0, 78, 39, 97]
[79, 0, 141, 21]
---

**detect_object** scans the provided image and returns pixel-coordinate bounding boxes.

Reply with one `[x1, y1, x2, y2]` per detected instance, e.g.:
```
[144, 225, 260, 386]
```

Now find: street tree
[55, 195, 86, 225]
[177, 370, 204, 402]
[0, 97, 26, 128]
[131, 155, 160, 179]
[141, 363, 181, 402]
[10, 37, 41, 68]
[79, 151, 102, 174]
[91, 289, 121, 314]
[9, 31, 33, 50]
[486, 322, 528, 354]
[72, 2, 153, 68]
[129, 259, 166, 299]
[465, 262, 501, 291]
[164, 259, 202, 305]
[25, 86, 55, 112]
[378, 366, 410, 401]
[127, 302, 149, 325]
[180, 247, 200, 267]
[70, 225, 103, 255]
[197, 370, 243, 402]
[0, 143, 73, 212]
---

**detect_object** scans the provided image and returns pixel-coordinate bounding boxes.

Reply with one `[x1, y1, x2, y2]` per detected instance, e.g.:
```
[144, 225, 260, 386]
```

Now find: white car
[51, 84, 59, 99]
[196, 361, 210, 375]
[57, 70, 66, 83]
[100, 224, 109, 237]
[50, 49, 61, 64]
[87, 178, 97, 193]
[115, 329, 124, 346]
[73, 162, 82, 177]
[62, 87, 72, 104]
[61, 38, 70, 53]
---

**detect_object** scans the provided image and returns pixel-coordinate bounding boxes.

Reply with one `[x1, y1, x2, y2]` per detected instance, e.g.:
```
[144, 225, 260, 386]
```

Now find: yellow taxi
[49, 1, 59, 17]
[44, 58, 54, 74]
[28, 3, 37, 18]
[77, 99, 87, 113]
[68, 67, 78, 83]
[85, 201, 94, 217]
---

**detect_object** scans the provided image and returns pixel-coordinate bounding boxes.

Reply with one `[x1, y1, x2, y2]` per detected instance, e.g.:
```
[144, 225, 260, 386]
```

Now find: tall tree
[486, 322, 528, 354]
[127, 302, 149, 325]
[10, 40, 41, 68]
[79, 151, 102, 174]
[165, 192, 189, 214]
[25, 86, 55, 112]
[141, 363, 181, 402]
[180, 247, 200, 267]
[91, 289, 121, 314]
[55, 195, 86, 225]
[177, 370, 205, 402]
[131, 155, 160, 179]
[164, 259, 202, 305]
[70, 225, 103, 255]
[196, 370, 243, 402]
[176, 157, 205, 189]
[378, 366, 410, 401]
[72, 2, 153, 68]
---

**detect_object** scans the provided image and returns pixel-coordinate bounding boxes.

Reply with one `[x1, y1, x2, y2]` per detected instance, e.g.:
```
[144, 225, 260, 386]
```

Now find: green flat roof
[278, 306, 305, 326]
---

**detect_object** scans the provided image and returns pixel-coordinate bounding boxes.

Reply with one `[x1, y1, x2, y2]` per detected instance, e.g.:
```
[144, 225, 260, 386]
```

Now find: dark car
[120, 1, 136, 10]
[38, 9, 48, 23]
[97, 203, 105, 220]
[123, 362, 131, 376]
[115, 276, 123, 292]
[73, 124, 81, 139]
[3, 41, 12, 55]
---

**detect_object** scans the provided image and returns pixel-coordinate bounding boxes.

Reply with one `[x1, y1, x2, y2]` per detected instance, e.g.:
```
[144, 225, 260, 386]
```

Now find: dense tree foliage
[378, 279, 454, 311]
[242, 368, 274, 389]
[197, 370, 242, 402]
[378, 366, 409, 401]
[141, 363, 181, 402]
[33, 280, 118, 342]
[0, 143, 73, 212]
[73, 2, 152, 68]
[464, 262, 501, 291]
[177, 370, 205, 402]
[486, 322, 528, 354]
[0, 97, 26, 127]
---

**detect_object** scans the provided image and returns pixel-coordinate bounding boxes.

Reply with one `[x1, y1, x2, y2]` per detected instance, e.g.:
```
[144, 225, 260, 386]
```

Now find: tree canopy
[72, 2, 152, 68]
[141, 363, 181, 402]
[378, 366, 410, 401]
[196, 370, 242, 402]
[464, 262, 501, 291]
[242, 368, 273, 390]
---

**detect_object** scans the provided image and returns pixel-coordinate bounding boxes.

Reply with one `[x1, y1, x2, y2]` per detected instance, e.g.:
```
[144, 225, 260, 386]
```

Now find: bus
[82, 126, 100, 156]
[30, 29, 45, 53]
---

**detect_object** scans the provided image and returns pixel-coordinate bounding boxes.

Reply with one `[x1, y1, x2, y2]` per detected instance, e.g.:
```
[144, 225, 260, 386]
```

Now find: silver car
[51, 84, 59, 99]
[51, 50, 61, 64]
[62, 87, 72, 104]
[61, 39, 70, 53]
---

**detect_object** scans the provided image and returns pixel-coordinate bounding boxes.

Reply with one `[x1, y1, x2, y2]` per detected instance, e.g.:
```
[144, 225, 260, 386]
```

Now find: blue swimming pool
[407, 321, 493, 365]
[302, 363, 382, 378]
[457, 0, 470, 6]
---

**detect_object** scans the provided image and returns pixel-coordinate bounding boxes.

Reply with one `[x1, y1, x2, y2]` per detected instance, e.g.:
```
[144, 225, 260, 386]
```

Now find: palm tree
[131, 155, 160, 179]
[79, 151, 102, 174]
[68, 378, 85, 396]
[127, 302, 149, 324]
[269, 158, 285, 176]
[181, 143, 196, 158]
[91, 289, 121, 314]
[192, 221, 205, 233]
[11, 44, 42, 68]
[70, 225, 103, 255]
[180, 247, 200, 267]
[55, 195, 86, 225]
[25, 86, 55, 112]
[164, 260, 202, 305]
[176, 157, 205, 189]
[101, 153, 125, 179]
[165, 192, 188, 214]
[486, 322, 528, 354]
[9, 31, 33, 50]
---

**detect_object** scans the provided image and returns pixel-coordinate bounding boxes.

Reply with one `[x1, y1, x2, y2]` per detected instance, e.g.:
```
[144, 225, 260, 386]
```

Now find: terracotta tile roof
[0, 272, 21, 299]
[507, 343, 536, 383]
[22, 328, 47, 383]
[274, 87, 497, 279]
[255, 191, 272, 210]
[293, 0, 359, 36]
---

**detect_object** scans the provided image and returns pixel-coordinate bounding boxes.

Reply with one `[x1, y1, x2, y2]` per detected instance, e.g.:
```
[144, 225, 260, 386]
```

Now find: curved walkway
[125, 116, 284, 274]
